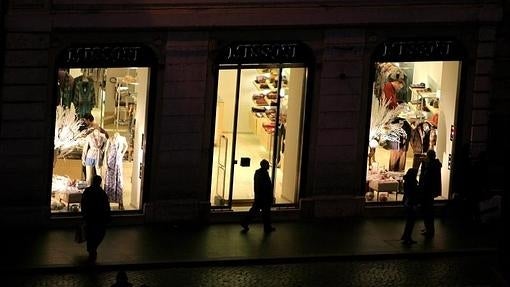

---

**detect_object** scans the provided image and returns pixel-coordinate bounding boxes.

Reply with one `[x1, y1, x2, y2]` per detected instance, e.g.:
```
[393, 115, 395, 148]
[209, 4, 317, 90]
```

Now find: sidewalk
[4, 217, 499, 272]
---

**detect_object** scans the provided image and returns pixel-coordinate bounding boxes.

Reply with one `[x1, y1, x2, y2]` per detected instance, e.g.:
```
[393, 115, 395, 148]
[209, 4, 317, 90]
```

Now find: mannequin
[410, 121, 435, 169]
[388, 118, 412, 172]
[104, 132, 128, 210]
[82, 128, 107, 186]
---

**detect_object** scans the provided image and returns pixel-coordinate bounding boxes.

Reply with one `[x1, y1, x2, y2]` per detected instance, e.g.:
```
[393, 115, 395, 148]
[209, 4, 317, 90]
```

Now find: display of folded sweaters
[266, 92, 278, 99]
[252, 107, 266, 113]
[255, 75, 266, 83]
[255, 98, 268, 106]
[262, 122, 276, 133]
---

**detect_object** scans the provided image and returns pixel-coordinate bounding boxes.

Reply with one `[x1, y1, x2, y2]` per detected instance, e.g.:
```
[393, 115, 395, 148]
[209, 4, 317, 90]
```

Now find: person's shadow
[73, 254, 94, 266]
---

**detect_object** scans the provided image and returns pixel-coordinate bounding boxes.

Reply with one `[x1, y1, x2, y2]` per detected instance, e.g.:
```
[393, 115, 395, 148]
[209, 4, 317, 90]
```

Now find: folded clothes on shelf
[410, 83, 426, 88]
[255, 98, 268, 106]
[255, 75, 266, 83]
[262, 122, 276, 133]
[251, 107, 266, 113]
[266, 91, 278, 99]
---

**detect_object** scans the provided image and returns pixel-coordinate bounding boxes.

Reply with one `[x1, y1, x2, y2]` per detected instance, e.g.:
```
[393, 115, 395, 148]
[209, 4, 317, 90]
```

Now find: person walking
[241, 159, 276, 233]
[418, 150, 442, 238]
[81, 175, 111, 262]
[401, 168, 419, 245]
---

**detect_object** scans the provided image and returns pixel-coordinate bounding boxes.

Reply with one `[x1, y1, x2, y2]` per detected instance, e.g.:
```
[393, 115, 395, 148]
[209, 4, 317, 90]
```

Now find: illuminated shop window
[366, 61, 460, 203]
[52, 67, 150, 213]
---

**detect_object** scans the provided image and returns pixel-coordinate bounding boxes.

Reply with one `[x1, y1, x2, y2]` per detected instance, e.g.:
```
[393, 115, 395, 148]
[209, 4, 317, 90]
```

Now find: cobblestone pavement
[7, 254, 507, 287]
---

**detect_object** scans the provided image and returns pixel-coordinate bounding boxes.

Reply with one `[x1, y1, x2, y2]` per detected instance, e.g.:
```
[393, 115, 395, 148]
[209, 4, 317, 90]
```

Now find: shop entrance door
[211, 65, 307, 209]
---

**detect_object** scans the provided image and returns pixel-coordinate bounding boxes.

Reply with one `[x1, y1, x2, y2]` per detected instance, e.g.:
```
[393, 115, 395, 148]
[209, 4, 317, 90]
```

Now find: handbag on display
[74, 224, 86, 243]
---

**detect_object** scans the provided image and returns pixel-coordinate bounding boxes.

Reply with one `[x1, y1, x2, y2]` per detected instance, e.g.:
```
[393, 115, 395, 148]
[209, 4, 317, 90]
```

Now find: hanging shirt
[73, 75, 96, 118]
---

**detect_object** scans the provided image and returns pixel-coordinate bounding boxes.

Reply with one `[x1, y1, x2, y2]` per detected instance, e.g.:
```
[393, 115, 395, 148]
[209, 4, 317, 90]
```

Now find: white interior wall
[438, 61, 460, 199]
[218, 70, 237, 133]
[131, 67, 149, 208]
[412, 62, 443, 90]
[280, 67, 305, 203]
[238, 69, 258, 133]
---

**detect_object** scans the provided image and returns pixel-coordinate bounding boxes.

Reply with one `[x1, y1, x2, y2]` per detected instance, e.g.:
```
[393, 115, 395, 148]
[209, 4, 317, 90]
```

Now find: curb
[8, 247, 498, 274]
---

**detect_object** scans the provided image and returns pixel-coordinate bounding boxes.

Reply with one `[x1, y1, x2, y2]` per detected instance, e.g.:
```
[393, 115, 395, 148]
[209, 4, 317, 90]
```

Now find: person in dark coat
[81, 175, 111, 262]
[111, 270, 133, 287]
[418, 150, 442, 238]
[401, 168, 419, 245]
[241, 159, 275, 233]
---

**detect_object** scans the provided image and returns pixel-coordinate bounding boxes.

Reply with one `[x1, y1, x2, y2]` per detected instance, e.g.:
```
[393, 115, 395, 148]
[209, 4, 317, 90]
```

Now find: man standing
[241, 159, 276, 233]
[81, 175, 111, 262]
[419, 150, 442, 238]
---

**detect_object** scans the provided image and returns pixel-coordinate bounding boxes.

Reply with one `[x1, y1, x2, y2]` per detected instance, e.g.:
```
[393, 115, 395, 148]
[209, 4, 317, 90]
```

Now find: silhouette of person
[241, 159, 275, 233]
[401, 168, 419, 245]
[81, 175, 111, 262]
[419, 150, 442, 238]
[111, 270, 133, 287]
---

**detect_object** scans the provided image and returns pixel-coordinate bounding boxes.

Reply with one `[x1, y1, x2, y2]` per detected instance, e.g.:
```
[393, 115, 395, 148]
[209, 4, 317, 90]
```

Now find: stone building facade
[0, 0, 505, 226]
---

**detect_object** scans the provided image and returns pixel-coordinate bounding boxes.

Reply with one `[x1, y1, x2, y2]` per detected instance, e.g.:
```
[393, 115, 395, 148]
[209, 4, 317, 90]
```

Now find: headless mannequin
[410, 121, 433, 169]
[104, 132, 128, 209]
[82, 129, 107, 186]
[108, 132, 128, 159]
[388, 118, 412, 172]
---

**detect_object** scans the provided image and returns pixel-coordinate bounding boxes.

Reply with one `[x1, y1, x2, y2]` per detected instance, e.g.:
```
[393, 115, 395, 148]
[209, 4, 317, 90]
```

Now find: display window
[51, 67, 150, 213]
[366, 61, 460, 203]
[211, 65, 307, 209]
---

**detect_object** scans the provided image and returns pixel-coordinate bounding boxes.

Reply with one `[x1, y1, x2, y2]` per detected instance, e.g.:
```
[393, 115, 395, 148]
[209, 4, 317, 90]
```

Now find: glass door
[211, 65, 307, 209]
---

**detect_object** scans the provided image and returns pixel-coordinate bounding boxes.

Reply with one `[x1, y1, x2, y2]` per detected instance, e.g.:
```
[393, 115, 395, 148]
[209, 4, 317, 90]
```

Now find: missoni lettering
[226, 43, 298, 61]
[65, 47, 141, 65]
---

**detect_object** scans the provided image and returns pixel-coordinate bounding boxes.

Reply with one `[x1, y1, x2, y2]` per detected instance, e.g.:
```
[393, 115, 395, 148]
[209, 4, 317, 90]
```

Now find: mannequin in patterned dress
[104, 132, 128, 210]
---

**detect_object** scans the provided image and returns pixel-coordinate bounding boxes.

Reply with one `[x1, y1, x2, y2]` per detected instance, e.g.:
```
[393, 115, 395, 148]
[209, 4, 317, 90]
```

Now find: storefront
[0, 1, 503, 226]
[365, 40, 464, 204]
[210, 42, 312, 210]
[50, 45, 157, 214]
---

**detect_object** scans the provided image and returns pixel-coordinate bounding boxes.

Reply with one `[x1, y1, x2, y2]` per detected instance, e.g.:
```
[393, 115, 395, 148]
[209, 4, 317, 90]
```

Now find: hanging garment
[73, 75, 96, 118]
[58, 71, 74, 108]
[105, 135, 127, 205]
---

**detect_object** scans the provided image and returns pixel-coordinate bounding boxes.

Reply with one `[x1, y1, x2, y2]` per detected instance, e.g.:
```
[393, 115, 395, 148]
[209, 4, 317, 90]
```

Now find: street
[8, 254, 506, 287]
